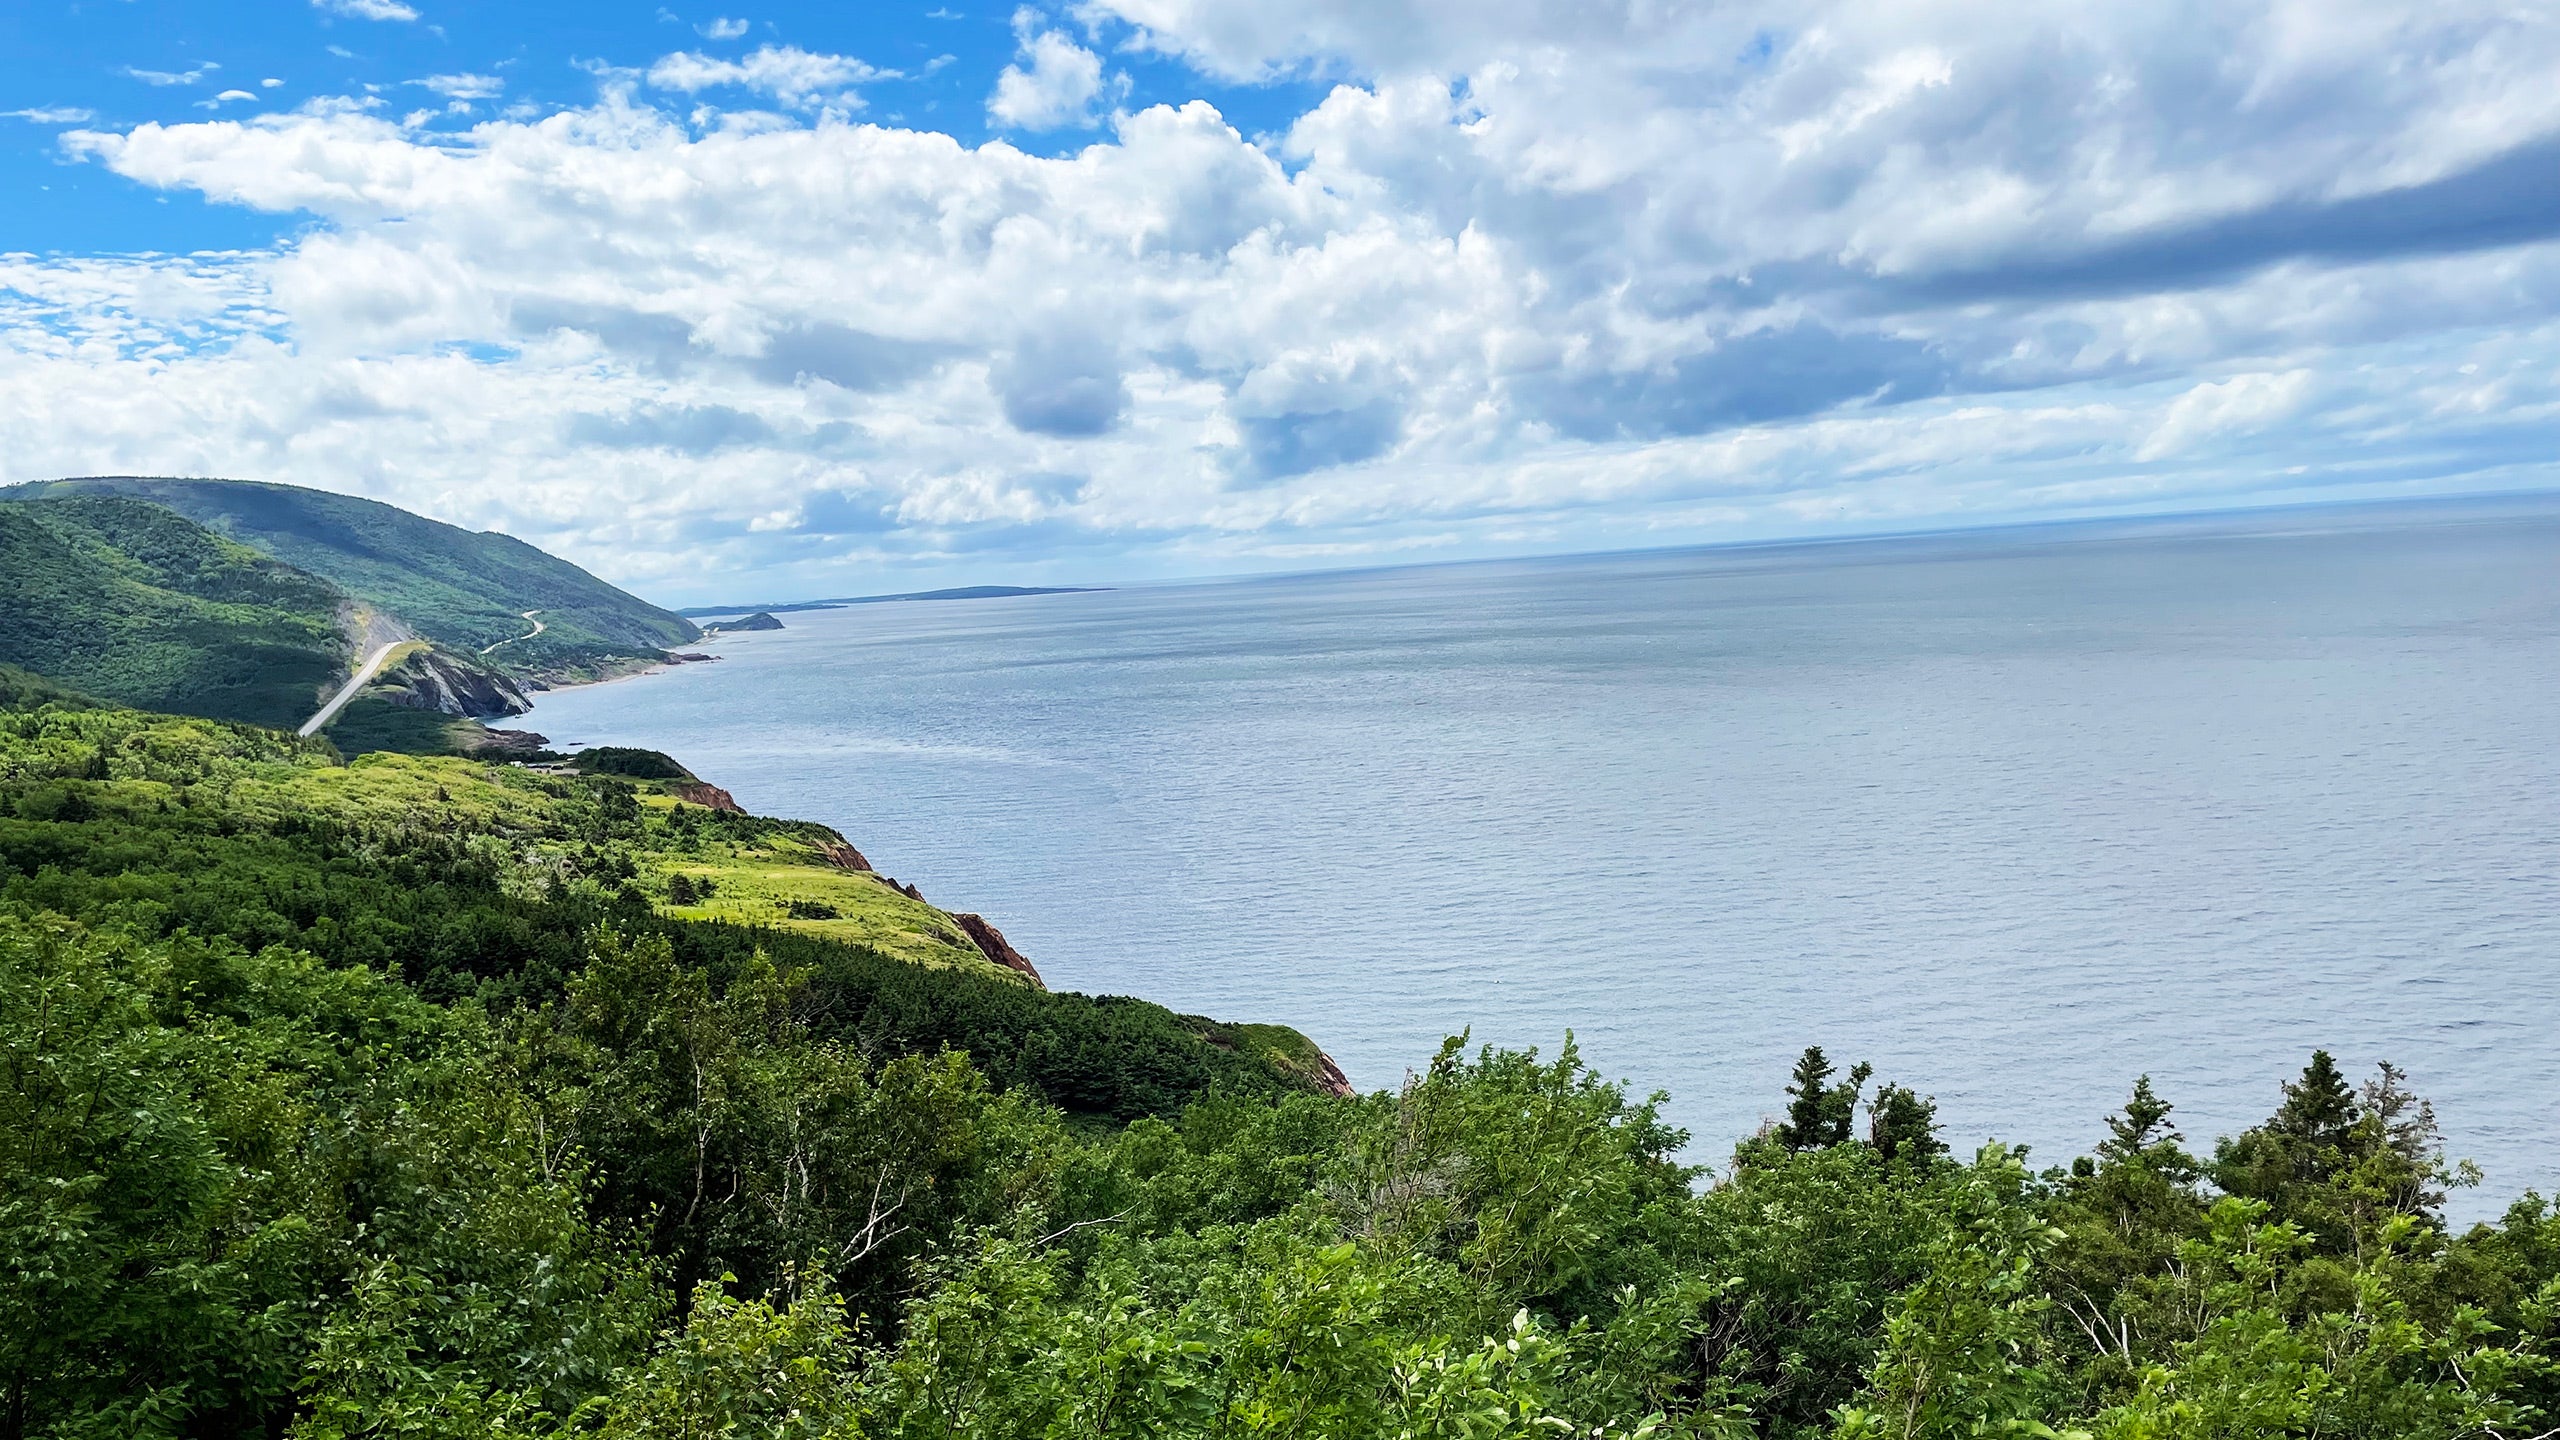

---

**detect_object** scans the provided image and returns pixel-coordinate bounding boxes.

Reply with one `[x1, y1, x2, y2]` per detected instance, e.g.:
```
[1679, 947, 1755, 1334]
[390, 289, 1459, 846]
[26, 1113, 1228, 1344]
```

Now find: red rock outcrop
[952, 912, 1043, 986]
[1310, 1052, 1355, 1099]
[670, 782, 745, 813]
[815, 838, 873, 872]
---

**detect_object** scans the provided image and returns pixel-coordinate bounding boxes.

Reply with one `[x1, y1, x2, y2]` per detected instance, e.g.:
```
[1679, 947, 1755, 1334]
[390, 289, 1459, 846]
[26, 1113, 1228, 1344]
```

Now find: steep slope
[0, 667, 1336, 1088]
[0, 495, 346, 729]
[3, 476, 699, 676]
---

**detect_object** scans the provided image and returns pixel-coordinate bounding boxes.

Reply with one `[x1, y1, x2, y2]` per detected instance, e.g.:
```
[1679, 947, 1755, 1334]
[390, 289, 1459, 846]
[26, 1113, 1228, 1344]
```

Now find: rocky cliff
[952, 912, 1043, 985]
[379, 648, 532, 719]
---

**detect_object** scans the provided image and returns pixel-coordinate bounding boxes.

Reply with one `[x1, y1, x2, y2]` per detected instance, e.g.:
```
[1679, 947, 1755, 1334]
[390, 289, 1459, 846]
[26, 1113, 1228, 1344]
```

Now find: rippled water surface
[527, 499, 2560, 1209]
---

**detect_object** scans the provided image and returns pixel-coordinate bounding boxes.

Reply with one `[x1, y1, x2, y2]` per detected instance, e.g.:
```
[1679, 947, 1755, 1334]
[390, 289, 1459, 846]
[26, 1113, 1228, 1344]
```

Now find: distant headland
[678, 584, 1105, 618]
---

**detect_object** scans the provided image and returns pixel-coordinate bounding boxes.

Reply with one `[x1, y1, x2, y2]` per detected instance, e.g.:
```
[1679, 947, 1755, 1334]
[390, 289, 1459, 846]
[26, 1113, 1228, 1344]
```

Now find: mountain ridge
[1, 476, 698, 676]
[0, 493, 349, 730]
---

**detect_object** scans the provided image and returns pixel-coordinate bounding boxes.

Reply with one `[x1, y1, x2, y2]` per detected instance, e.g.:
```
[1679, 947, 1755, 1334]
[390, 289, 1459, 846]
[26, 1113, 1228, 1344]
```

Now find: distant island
[703, 610, 785, 633]
[678, 584, 1105, 618]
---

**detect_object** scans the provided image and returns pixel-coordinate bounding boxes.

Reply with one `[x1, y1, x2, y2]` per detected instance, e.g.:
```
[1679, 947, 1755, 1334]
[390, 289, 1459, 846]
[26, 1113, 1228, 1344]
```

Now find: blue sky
[1, 1, 1328, 251]
[3, 0, 2557, 602]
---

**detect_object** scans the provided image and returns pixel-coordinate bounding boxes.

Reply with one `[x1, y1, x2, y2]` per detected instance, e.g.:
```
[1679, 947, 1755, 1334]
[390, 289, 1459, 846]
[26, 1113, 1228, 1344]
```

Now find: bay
[525, 496, 2560, 1212]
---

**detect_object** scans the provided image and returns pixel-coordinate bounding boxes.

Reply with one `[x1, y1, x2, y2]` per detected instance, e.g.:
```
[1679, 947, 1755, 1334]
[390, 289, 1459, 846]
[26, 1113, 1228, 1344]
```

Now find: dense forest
[4, 668, 2556, 1439]
[0, 496, 346, 730]
[0, 478, 698, 676]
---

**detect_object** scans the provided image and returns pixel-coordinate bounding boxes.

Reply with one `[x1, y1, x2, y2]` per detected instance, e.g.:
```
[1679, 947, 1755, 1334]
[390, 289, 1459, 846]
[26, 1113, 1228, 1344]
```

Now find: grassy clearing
[653, 857, 1004, 977]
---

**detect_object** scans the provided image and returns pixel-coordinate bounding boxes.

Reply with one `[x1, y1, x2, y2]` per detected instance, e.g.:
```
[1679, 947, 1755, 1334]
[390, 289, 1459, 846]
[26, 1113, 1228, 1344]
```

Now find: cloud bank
[7, 0, 2560, 598]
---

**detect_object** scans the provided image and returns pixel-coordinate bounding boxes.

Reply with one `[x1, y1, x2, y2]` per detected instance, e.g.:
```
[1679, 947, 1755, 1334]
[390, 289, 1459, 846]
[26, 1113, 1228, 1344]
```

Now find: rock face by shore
[669, 781, 745, 813]
[473, 727, 551, 756]
[952, 912, 1043, 985]
[384, 648, 532, 719]
[815, 837, 873, 871]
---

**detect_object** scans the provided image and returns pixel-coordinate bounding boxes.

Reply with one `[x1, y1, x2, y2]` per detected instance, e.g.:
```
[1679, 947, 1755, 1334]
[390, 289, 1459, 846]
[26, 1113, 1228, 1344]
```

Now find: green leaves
[2081, 1203, 2551, 1439]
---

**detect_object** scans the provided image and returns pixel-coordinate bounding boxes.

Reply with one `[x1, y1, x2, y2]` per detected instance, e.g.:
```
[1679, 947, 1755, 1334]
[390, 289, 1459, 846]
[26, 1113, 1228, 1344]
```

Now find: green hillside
[6, 675, 2559, 1438]
[0, 494, 344, 728]
[3, 476, 699, 673]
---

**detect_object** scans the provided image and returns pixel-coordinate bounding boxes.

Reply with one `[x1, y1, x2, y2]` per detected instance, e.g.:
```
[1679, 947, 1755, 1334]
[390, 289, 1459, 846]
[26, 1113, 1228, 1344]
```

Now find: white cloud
[988, 10, 1116, 130]
[262, 78, 286, 89]
[2136, 371, 2315, 461]
[420, 73, 504, 101]
[124, 62, 220, 87]
[312, 0, 421, 20]
[646, 45, 887, 106]
[13, 0, 2560, 594]
[196, 90, 261, 110]
[5, 107, 95, 124]
[697, 16, 751, 39]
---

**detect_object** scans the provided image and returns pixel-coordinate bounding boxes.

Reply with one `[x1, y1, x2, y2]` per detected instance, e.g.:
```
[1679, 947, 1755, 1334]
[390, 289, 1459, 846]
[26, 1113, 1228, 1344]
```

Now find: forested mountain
[4, 670, 2556, 1439]
[1, 476, 698, 675]
[0, 495, 344, 728]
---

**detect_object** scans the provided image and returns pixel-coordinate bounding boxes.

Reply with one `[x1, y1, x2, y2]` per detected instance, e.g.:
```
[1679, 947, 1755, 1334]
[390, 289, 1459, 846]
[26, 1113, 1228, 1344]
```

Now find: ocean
[524, 496, 2560, 1211]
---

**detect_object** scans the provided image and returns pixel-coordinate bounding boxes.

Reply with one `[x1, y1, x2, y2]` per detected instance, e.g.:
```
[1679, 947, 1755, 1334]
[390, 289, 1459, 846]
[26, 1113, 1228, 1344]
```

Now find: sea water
[524, 497, 2560, 1212]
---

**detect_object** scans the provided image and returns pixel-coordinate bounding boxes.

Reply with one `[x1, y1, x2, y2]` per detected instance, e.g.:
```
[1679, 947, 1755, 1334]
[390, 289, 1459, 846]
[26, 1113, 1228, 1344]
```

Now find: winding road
[480, 610, 545, 656]
[298, 642, 405, 738]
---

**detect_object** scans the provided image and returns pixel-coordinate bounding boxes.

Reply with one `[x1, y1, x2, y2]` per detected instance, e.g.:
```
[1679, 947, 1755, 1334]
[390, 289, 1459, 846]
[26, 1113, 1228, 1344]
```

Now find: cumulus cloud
[988, 11, 1117, 130]
[420, 73, 504, 101]
[698, 17, 751, 39]
[10, 0, 2560, 595]
[312, 0, 420, 20]
[646, 45, 887, 106]
[992, 328, 1128, 435]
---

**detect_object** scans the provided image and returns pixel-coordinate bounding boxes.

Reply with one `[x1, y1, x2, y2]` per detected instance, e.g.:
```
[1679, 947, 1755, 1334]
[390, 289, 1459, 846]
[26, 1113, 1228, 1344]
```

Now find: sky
[3, 0, 2557, 602]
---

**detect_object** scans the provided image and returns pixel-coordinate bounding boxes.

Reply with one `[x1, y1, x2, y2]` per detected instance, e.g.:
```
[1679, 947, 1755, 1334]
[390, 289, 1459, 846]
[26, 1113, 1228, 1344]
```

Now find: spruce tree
[1867, 1083, 1944, 1165]
[2271, 1050, 2358, 1150]
[1778, 1046, 1835, 1150]
[2098, 1075, 2179, 1162]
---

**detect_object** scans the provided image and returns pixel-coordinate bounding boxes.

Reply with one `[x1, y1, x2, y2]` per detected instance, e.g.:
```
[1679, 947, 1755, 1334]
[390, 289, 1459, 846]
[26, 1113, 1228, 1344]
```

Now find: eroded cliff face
[952, 912, 1043, 985]
[380, 649, 532, 719]
[813, 836, 873, 871]
[670, 781, 746, 814]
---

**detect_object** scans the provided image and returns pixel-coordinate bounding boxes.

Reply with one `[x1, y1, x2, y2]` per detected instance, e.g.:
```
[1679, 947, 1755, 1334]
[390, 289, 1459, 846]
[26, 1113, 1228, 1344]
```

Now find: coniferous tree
[2271, 1049, 2358, 1151]
[2098, 1074, 2179, 1162]
[1867, 1083, 1944, 1165]
[1777, 1045, 1836, 1150]
[1776, 1046, 1873, 1151]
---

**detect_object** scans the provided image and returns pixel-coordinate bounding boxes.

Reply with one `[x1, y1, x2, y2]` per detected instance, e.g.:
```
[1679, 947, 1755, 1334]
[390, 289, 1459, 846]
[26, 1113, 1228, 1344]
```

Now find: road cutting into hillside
[298, 641, 406, 737]
[480, 610, 545, 656]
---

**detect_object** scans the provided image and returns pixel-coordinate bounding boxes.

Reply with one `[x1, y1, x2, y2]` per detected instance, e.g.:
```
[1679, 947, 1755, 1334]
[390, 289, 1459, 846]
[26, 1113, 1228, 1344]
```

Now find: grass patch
[653, 856, 1009, 978]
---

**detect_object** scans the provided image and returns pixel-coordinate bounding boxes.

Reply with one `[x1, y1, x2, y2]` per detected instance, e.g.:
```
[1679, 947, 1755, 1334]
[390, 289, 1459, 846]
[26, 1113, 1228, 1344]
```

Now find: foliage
[323, 696, 493, 758]
[572, 747, 695, 781]
[0, 498, 345, 729]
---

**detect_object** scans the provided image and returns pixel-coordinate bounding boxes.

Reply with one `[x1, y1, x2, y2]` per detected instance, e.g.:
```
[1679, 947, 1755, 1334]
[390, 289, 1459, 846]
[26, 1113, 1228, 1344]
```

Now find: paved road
[298, 642, 404, 737]
[480, 610, 545, 656]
